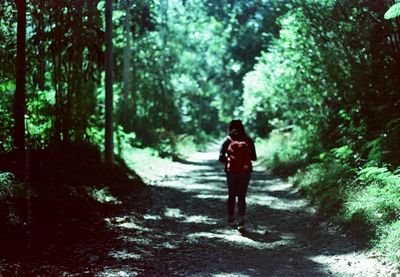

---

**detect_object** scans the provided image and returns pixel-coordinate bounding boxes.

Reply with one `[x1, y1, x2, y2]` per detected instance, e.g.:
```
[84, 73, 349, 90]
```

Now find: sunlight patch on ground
[161, 241, 178, 249]
[264, 181, 293, 191]
[247, 194, 307, 211]
[117, 222, 146, 230]
[211, 273, 252, 277]
[196, 194, 226, 200]
[309, 253, 387, 276]
[97, 268, 139, 277]
[183, 215, 219, 224]
[164, 208, 185, 218]
[123, 146, 225, 187]
[157, 181, 221, 191]
[246, 194, 276, 206]
[187, 229, 296, 250]
[105, 216, 152, 231]
[119, 235, 152, 245]
[190, 271, 255, 277]
[164, 208, 219, 224]
[109, 250, 142, 261]
[143, 214, 162, 220]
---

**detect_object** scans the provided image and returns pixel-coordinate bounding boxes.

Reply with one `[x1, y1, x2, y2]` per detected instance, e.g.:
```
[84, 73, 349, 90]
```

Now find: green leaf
[384, 3, 400, 19]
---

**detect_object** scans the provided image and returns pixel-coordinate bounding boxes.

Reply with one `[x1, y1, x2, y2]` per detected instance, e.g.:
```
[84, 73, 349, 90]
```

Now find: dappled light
[164, 208, 219, 225]
[97, 145, 389, 275]
[109, 250, 143, 261]
[105, 216, 153, 231]
[187, 229, 294, 250]
[1, 0, 399, 275]
[308, 253, 386, 277]
[90, 187, 123, 205]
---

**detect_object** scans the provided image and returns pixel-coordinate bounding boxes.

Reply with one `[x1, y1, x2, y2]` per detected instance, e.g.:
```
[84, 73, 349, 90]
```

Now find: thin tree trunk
[37, 0, 45, 91]
[159, 0, 169, 127]
[121, 0, 131, 127]
[14, 0, 30, 254]
[14, 0, 27, 173]
[74, 2, 84, 141]
[53, 54, 63, 144]
[105, 0, 114, 166]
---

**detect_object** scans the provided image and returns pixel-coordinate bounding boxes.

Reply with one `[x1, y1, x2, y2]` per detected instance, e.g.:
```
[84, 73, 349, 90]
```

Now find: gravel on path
[97, 146, 395, 276]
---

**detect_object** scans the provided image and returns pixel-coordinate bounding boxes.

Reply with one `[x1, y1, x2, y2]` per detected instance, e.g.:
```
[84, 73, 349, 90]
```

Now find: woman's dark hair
[228, 119, 246, 137]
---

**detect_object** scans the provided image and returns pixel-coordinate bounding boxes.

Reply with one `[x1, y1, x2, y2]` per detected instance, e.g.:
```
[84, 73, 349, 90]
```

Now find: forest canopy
[2, 1, 398, 157]
[1, 0, 284, 156]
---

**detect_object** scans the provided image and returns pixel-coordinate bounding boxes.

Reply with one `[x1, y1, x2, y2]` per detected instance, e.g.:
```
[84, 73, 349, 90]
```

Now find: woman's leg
[237, 173, 251, 218]
[226, 174, 238, 219]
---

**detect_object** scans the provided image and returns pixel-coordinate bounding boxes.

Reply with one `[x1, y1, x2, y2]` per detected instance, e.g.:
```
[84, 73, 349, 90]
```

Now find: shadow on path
[100, 149, 385, 277]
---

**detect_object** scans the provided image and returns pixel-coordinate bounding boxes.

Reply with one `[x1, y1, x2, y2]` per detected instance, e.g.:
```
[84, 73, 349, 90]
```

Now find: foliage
[384, 3, 400, 19]
[0, 172, 15, 200]
[1, 0, 400, 264]
[175, 135, 198, 157]
[255, 127, 318, 176]
[378, 220, 400, 262]
[290, 160, 354, 214]
[344, 166, 400, 227]
[25, 89, 55, 148]
[243, 0, 400, 261]
[89, 187, 122, 204]
[1, 0, 291, 156]
[291, 161, 400, 250]
[0, 81, 14, 151]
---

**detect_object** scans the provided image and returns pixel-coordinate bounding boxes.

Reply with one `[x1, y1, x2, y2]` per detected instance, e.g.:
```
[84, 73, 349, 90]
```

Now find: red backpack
[227, 138, 252, 173]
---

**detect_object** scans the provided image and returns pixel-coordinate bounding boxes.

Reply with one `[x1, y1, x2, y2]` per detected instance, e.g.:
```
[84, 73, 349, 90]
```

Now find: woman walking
[219, 119, 257, 230]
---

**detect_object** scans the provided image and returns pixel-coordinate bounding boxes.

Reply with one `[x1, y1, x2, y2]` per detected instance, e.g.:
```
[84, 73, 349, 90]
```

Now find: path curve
[100, 146, 391, 276]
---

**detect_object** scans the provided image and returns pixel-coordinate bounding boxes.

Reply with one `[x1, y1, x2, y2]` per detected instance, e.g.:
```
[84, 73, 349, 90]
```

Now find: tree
[105, 0, 114, 166]
[120, 0, 132, 127]
[13, 0, 27, 173]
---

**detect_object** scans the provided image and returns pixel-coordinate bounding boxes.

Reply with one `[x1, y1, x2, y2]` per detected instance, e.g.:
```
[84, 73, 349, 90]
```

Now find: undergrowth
[255, 126, 318, 176]
[343, 166, 400, 260]
[0, 142, 148, 262]
[261, 128, 400, 263]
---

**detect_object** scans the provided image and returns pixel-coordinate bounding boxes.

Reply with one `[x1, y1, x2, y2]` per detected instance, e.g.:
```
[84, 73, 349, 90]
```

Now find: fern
[384, 3, 400, 19]
[358, 166, 400, 187]
[0, 172, 15, 200]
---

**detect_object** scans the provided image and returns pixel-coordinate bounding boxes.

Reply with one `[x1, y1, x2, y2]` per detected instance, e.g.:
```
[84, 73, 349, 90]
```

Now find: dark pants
[226, 173, 251, 217]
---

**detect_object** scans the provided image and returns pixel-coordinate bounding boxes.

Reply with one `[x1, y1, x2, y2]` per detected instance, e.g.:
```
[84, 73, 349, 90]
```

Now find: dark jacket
[219, 134, 257, 172]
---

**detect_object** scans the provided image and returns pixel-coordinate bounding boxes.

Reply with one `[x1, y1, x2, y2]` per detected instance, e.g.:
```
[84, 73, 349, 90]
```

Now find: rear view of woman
[219, 119, 257, 230]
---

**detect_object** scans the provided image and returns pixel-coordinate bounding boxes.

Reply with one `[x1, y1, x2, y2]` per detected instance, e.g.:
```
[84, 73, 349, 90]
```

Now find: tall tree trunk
[14, 0, 27, 174]
[159, 0, 169, 127]
[37, 0, 45, 91]
[105, 0, 114, 166]
[121, 0, 131, 127]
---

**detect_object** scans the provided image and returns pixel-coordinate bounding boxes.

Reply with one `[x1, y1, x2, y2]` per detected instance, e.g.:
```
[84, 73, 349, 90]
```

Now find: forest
[1, 0, 400, 274]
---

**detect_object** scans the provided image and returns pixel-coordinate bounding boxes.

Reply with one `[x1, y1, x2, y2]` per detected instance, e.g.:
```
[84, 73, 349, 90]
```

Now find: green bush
[344, 166, 400, 230]
[175, 134, 198, 157]
[0, 172, 15, 200]
[25, 89, 55, 149]
[378, 220, 400, 262]
[0, 172, 26, 226]
[256, 126, 319, 175]
[0, 81, 14, 151]
[291, 160, 354, 214]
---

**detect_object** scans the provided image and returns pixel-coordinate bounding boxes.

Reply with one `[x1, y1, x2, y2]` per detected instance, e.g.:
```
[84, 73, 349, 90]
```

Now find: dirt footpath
[96, 147, 395, 276]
